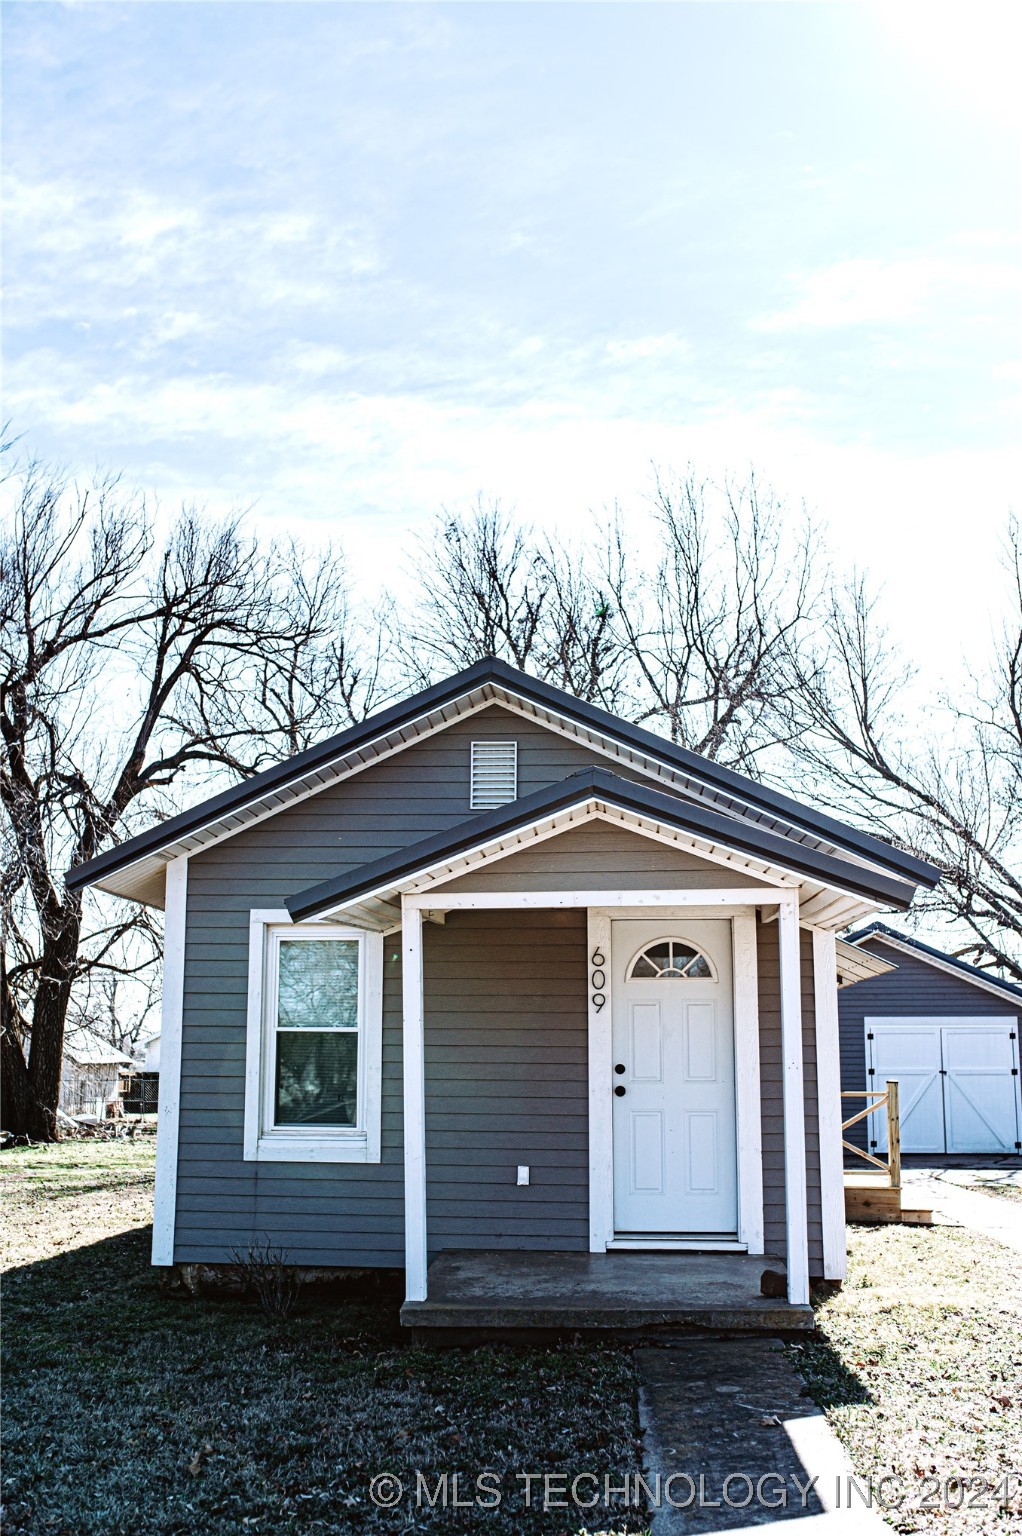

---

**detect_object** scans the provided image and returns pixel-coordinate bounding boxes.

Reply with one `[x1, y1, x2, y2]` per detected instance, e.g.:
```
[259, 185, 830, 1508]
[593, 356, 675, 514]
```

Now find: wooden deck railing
[841, 1080, 900, 1189]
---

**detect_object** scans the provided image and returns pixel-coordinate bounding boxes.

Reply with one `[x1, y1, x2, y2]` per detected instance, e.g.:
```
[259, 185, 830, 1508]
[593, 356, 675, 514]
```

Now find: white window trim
[244, 909, 383, 1163]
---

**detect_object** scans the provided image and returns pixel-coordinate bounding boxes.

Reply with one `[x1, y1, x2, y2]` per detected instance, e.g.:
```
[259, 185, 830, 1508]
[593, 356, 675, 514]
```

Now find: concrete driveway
[901, 1164, 1022, 1254]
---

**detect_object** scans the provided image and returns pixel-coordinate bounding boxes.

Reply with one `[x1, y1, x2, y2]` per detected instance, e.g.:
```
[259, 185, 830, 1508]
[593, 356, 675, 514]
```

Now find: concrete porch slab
[400, 1250, 815, 1332]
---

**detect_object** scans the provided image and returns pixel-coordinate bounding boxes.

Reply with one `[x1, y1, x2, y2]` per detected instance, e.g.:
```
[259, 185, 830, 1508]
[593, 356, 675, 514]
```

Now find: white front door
[611, 919, 738, 1236]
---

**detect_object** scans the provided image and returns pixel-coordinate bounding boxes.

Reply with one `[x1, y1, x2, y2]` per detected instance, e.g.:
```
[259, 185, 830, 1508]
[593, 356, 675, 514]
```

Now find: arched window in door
[627, 939, 715, 981]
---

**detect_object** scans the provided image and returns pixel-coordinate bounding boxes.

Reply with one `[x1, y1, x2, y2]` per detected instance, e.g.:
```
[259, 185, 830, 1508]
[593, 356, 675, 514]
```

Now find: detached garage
[839, 925, 1022, 1158]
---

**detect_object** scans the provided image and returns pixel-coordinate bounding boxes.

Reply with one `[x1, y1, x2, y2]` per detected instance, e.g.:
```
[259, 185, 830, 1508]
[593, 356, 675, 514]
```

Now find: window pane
[278, 939, 359, 1029]
[275, 1031, 358, 1126]
[629, 941, 712, 980]
[643, 942, 671, 973]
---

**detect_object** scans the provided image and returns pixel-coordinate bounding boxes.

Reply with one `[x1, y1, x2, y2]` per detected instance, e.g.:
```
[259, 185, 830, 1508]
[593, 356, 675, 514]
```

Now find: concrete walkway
[902, 1167, 1022, 1254]
[636, 1341, 887, 1533]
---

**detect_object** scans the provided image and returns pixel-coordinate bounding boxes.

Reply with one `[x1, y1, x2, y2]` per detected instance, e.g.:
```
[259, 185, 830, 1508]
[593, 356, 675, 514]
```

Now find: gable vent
[470, 740, 518, 810]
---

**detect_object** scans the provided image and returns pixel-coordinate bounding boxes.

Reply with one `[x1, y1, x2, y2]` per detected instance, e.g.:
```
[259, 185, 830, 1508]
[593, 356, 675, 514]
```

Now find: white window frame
[244, 910, 384, 1163]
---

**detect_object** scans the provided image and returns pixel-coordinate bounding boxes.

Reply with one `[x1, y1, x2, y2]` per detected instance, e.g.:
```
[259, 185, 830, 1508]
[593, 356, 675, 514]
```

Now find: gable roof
[61, 1026, 136, 1068]
[287, 766, 923, 927]
[66, 657, 940, 907]
[846, 922, 1022, 1005]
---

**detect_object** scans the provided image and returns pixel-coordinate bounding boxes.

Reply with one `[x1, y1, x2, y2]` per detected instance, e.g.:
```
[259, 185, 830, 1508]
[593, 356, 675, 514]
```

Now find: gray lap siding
[425, 910, 590, 1253]
[174, 706, 610, 1266]
[173, 702, 827, 1272]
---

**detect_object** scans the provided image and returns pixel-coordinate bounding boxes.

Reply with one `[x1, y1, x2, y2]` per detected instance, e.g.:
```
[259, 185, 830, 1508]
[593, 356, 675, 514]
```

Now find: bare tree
[605, 471, 821, 771]
[784, 525, 1022, 979]
[1, 457, 391, 1139]
[407, 499, 625, 705]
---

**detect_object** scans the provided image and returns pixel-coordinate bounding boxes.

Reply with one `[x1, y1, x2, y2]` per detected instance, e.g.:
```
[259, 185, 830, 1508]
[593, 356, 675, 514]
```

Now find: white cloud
[754, 253, 1020, 332]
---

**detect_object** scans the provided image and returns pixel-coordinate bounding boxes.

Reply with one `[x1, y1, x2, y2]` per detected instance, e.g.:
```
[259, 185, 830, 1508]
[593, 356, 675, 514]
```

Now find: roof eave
[65, 657, 940, 898]
[287, 769, 919, 923]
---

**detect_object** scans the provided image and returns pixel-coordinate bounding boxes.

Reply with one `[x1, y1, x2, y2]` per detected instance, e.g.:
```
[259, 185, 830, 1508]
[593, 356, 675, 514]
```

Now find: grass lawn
[2, 1139, 643, 1535]
[5, 1142, 1022, 1535]
[796, 1224, 1022, 1534]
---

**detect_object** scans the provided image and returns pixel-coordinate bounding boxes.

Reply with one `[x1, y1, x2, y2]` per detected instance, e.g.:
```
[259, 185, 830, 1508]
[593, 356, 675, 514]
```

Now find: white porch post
[732, 910, 764, 1255]
[813, 928, 847, 1282]
[778, 892, 810, 1305]
[587, 908, 614, 1252]
[401, 897, 428, 1302]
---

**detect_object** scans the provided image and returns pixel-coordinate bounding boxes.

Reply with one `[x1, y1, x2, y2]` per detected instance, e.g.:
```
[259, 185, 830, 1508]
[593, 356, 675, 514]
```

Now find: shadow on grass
[785, 1291, 874, 1416]
[3, 1227, 646, 1536]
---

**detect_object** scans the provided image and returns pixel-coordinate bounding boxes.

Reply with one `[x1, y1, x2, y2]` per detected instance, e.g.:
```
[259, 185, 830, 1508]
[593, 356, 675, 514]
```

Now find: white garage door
[865, 1018, 1021, 1154]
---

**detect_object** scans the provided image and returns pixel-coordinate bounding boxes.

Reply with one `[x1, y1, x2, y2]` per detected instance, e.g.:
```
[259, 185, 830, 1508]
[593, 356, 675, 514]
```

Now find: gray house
[839, 924, 1022, 1158]
[68, 659, 939, 1328]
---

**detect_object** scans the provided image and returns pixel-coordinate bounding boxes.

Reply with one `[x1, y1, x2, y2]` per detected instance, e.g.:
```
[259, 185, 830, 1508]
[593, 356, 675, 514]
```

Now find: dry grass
[964, 1183, 1022, 1206]
[794, 1224, 1022, 1534]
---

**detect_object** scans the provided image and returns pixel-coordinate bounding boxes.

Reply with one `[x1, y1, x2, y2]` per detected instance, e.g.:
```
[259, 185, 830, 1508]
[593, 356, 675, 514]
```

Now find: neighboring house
[139, 1032, 161, 1072]
[840, 924, 1022, 1158]
[59, 1026, 136, 1119]
[67, 659, 939, 1325]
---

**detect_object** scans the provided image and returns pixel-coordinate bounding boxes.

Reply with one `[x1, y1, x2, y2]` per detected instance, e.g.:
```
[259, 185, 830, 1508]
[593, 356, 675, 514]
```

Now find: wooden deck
[400, 1250, 815, 1335]
[844, 1171, 933, 1225]
[842, 1081, 932, 1225]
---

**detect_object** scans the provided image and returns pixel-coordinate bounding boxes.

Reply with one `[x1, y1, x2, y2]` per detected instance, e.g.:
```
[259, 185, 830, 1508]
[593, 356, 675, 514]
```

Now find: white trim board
[243, 912, 384, 1163]
[778, 893, 810, 1307]
[587, 906, 763, 1257]
[587, 908, 614, 1252]
[813, 929, 847, 1283]
[732, 909, 765, 1255]
[151, 856, 188, 1267]
[405, 886, 789, 911]
[402, 898, 428, 1303]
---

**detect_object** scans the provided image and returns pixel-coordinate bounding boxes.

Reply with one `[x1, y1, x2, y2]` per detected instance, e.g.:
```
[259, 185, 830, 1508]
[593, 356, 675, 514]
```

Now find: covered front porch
[400, 1248, 815, 1333]
[284, 768, 891, 1324]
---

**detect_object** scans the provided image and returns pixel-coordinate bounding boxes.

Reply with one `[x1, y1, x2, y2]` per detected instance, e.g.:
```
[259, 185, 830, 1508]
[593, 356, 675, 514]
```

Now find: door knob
[614, 1063, 625, 1074]
[614, 1085, 626, 1097]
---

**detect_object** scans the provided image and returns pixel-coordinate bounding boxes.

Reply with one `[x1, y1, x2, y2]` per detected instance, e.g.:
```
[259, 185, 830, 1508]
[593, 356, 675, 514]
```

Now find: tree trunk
[0, 998, 33, 1136]
[1, 904, 82, 1141]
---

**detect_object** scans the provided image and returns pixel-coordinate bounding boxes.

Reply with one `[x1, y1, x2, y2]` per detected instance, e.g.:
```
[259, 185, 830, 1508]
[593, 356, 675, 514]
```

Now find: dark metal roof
[67, 656, 941, 894]
[846, 922, 1022, 1002]
[286, 765, 921, 921]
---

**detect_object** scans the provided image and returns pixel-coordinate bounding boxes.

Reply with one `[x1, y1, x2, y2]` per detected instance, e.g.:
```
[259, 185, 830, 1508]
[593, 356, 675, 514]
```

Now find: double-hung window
[244, 915, 384, 1162]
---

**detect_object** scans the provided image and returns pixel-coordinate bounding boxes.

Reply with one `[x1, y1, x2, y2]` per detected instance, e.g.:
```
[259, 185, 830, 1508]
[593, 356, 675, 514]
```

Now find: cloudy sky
[4, 1, 1020, 675]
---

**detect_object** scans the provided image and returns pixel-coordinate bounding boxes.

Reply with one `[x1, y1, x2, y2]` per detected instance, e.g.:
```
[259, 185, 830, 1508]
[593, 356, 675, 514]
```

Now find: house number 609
[591, 949, 606, 1011]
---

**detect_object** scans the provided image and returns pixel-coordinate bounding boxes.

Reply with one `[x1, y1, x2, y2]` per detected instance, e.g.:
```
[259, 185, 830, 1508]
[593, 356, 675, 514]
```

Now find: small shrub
[231, 1238, 303, 1320]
